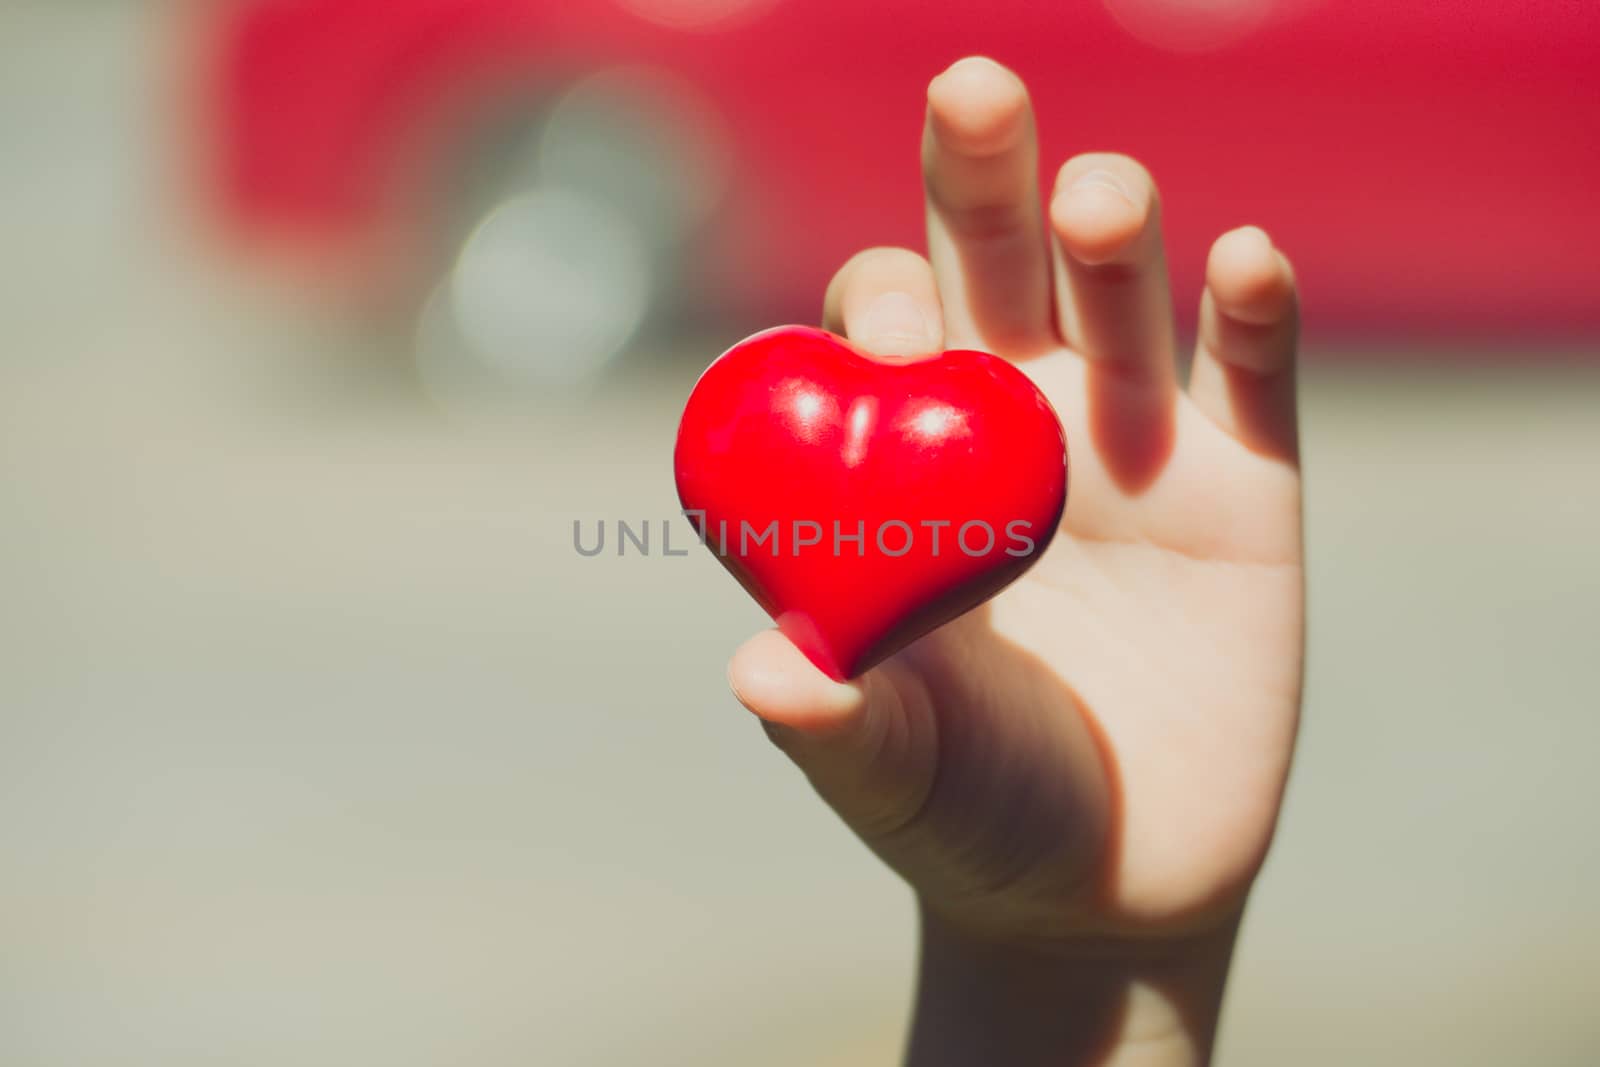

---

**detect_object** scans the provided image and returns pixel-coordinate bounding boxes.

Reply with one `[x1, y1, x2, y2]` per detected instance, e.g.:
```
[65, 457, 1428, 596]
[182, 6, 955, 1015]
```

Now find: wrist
[906, 904, 1240, 1067]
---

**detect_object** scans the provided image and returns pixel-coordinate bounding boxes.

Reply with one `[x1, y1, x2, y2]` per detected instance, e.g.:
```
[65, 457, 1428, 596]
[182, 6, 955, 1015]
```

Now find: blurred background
[2, 1, 1597, 1064]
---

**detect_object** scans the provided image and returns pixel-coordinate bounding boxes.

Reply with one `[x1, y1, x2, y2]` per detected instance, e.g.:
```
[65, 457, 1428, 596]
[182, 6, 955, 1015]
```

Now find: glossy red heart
[674, 326, 1068, 680]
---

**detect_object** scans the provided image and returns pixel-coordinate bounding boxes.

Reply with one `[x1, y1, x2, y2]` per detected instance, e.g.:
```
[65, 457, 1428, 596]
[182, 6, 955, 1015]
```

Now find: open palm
[729, 57, 1303, 952]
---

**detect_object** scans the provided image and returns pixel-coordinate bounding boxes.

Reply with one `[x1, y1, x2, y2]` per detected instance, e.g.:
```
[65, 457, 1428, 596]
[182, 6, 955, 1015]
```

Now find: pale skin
[726, 58, 1304, 1065]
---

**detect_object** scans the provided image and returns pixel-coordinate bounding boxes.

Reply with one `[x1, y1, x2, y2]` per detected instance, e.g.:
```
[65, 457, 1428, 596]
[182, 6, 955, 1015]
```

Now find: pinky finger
[1188, 226, 1300, 462]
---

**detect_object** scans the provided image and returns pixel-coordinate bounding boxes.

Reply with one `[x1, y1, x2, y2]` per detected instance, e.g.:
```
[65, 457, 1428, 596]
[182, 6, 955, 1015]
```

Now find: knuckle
[933, 196, 1034, 244]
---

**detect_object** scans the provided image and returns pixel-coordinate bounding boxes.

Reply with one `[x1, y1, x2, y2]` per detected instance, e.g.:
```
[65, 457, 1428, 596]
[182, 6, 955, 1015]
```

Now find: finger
[922, 57, 1051, 352]
[1188, 226, 1300, 462]
[729, 629, 937, 841]
[822, 247, 945, 357]
[1048, 152, 1178, 384]
[1047, 155, 1179, 491]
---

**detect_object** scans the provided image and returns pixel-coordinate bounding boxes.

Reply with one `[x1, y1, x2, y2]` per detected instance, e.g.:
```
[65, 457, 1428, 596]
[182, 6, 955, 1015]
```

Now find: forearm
[905, 907, 1239, 1067]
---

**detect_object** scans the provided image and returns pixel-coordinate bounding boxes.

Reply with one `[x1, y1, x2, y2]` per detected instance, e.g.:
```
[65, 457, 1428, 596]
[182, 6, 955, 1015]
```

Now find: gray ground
[3, 6, 1598, 1065]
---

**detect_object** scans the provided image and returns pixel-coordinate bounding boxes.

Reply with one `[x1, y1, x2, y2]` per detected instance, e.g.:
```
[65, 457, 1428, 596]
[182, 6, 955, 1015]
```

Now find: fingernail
[1068, 168, 1136, 206]
[1235, 225, 1274, 256]
[857, 291, 933, 356]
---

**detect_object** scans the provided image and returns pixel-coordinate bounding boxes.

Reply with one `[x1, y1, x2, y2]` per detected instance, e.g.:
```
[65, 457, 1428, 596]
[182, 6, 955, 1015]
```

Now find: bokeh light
[536, 66, 731, 252]
[447, 188, 652, 383]
[615, 0, 778, 32]
[1102, 0, 1277, 52]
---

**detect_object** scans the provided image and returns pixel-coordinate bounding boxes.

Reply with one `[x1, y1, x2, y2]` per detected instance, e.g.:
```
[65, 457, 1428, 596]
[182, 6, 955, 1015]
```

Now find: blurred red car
[195, 0, 1600, 373]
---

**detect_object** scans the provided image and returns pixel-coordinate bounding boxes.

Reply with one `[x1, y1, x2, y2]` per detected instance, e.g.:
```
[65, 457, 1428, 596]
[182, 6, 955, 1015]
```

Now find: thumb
[728, 629, 938, 841]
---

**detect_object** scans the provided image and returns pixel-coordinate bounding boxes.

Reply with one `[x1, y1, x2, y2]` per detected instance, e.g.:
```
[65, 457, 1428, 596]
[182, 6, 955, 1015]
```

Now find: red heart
[674, 326, 1068, 680]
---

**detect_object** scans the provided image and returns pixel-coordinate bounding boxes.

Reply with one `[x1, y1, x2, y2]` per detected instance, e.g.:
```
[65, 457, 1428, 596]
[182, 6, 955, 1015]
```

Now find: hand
[727, 57, 1303, 1065]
